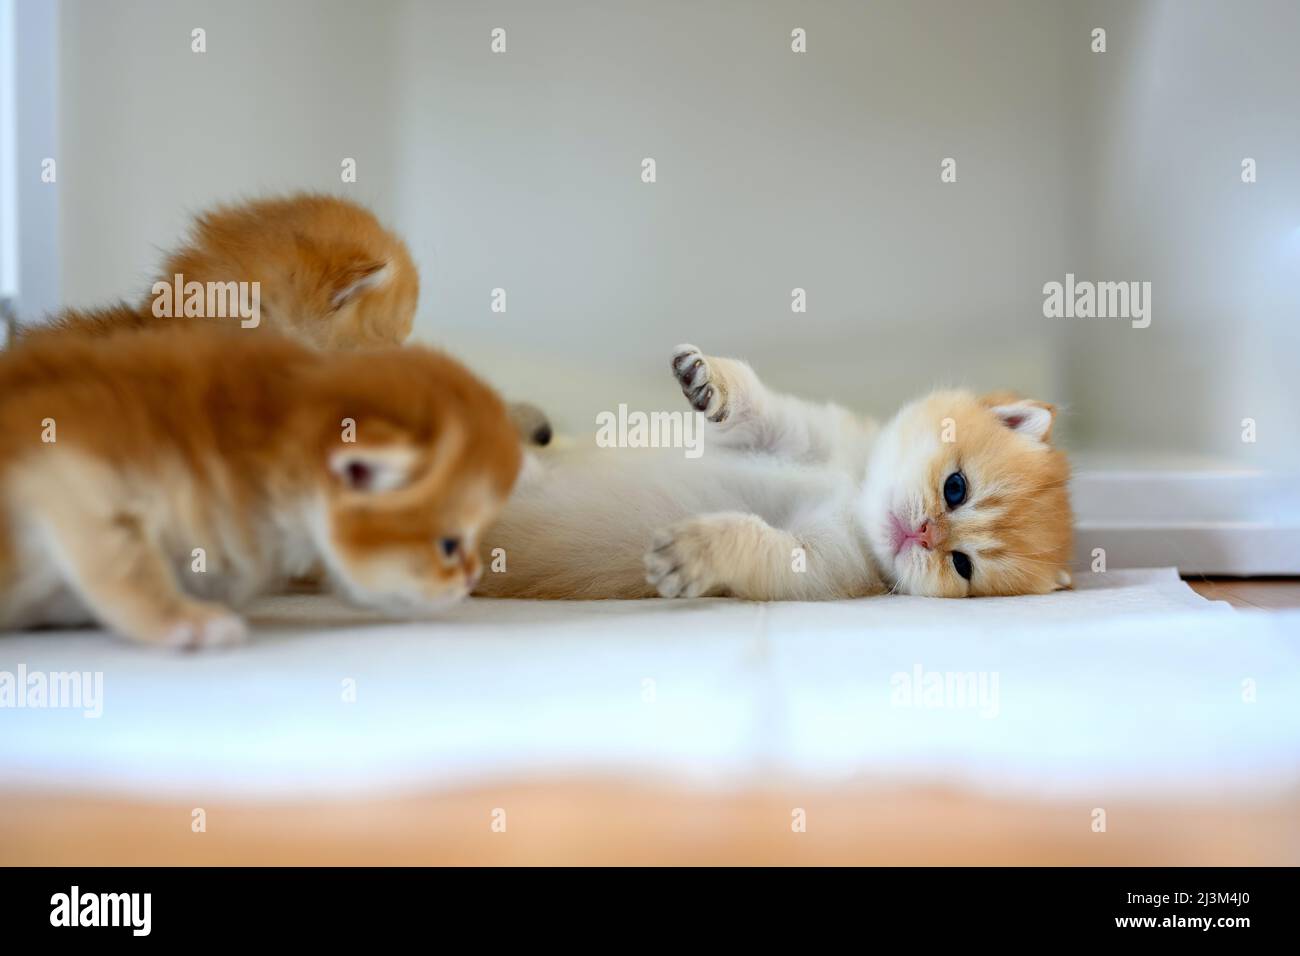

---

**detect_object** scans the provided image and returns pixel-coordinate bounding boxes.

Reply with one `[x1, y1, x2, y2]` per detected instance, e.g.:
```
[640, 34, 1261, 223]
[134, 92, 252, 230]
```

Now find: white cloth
[1, 569, 1296, 800]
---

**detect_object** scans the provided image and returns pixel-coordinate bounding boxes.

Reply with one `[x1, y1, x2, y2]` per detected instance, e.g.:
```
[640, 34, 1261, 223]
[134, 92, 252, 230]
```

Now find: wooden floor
[2, 784, 1296, 866]
[2, 576, 1295, 866]
[1185, 577, 1300, 610]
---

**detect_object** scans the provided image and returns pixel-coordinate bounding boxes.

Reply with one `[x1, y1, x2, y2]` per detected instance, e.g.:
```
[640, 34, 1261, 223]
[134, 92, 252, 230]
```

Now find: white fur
[481, 346, 1062, 602]
[858, 398, 936, 592]
[479, 346, 893, 601]
[330, 261, 392, 309]
[990, 401, 1053, 443]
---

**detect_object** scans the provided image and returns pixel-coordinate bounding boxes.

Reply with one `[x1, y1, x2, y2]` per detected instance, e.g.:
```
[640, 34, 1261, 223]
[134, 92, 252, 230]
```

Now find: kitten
[476, 344, 1072, 600]
[18, 193, 551, 446]
[24, 193, 419, 348]
[0, 325, 521, 647]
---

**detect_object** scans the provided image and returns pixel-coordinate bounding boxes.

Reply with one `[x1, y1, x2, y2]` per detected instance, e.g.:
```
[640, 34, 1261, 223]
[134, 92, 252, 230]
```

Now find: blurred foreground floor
[2, 781, 1297, 865]
[2, 577, 1297, 865]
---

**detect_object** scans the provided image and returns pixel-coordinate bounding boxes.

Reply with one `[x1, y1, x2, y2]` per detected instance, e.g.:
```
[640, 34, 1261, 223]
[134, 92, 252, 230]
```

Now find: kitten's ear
[328, 417, 465, 496]
[987, 398, 1057, 443]
[330, 443, 417, 493]
[329, 420, 417, 493]
[330, 259, 392, 310]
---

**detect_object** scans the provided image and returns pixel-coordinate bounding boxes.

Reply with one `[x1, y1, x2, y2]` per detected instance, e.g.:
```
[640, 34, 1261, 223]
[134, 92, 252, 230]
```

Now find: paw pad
[643, 523, 714, 598]
[670, 344, 728, 422]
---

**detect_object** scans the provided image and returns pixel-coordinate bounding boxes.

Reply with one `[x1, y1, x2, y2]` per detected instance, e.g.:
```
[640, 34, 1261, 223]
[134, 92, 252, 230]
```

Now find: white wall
[5, 0, 60, 321]
[33, 0, 1300, 467]
[1062, 0, 1300, 467]
[55, 0, 403, 305]
[388, 0, 1072, 437]
[1, 0, 17, 302]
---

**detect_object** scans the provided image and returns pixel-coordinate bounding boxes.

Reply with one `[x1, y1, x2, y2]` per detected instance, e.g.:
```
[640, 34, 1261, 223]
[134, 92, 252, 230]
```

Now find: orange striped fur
[0, 325, 520, 647]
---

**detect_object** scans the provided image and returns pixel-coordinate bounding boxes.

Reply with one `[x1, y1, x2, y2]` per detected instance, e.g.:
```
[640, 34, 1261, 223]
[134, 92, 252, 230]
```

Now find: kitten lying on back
[19, 193, 552, 446]
[0, 326, 520, 647]
[477, 344, 1073, 600]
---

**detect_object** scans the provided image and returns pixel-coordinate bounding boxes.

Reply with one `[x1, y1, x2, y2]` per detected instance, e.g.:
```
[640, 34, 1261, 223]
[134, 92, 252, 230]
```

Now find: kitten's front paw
[149, 602, 248, 650]
[671, 345, 728, 423]
[644, 520, 720, 598]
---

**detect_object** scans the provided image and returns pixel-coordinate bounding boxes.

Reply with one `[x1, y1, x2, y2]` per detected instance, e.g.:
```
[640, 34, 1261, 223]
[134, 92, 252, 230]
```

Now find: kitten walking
[0, 326, 520, 647]
[477, 345, 1072, 600]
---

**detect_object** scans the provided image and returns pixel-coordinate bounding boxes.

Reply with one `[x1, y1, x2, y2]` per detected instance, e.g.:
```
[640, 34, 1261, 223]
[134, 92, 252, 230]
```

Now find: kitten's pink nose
[916, 520, 942, 550]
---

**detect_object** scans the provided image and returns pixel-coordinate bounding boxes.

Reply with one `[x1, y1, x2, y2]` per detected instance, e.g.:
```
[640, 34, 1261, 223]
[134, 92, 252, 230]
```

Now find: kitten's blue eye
[943, 472, 967, 508]
[951, 551, 973, 581]
[439, 537, 461, 559]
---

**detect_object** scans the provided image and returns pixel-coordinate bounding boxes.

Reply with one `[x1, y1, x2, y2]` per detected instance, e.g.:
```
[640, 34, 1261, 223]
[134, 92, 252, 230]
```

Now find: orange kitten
[158, 193, 420, 348]
[20, 194, 553, 446]
[477, 344, 1072, 600]
[25, 193, 418, 348]
[0, 325, 521, 647]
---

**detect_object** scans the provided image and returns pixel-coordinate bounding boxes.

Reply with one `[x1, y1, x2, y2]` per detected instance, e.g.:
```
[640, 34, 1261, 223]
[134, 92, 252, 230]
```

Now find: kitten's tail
[507, 401, 553, 447]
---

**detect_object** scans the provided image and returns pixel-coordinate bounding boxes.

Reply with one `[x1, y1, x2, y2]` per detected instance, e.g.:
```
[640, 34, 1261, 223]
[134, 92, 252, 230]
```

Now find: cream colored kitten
[477, 345, 1073, 601]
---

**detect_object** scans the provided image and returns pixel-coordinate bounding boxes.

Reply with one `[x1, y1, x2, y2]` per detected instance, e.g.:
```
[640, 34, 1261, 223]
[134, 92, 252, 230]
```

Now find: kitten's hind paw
[671, 345, 728, 423]
[643, 521, 719, 598]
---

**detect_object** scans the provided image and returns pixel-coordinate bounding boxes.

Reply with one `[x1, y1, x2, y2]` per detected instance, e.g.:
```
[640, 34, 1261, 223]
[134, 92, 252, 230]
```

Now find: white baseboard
[1071, 469, 1300, 576]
